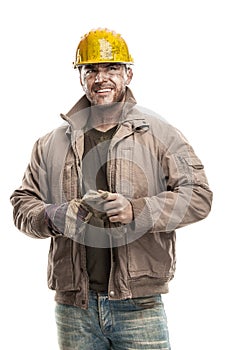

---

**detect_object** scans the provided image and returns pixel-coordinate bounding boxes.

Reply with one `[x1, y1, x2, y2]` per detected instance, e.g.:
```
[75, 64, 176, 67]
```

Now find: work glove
[45, 198, 92, 237]
[45, 190, 129, 241]
[45, 190, 110, 236]
[81, 189, 110, 220]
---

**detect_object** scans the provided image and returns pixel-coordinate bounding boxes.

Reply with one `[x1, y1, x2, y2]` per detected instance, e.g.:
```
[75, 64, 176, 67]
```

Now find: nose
[94, 69, 108, 83]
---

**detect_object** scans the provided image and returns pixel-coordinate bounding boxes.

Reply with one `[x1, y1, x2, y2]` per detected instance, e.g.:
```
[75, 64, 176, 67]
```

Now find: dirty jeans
[55, 291, 171, 350]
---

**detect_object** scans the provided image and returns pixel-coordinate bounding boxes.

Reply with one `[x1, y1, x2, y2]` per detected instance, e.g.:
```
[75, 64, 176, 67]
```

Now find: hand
[81, 190, 109, 219]
[99, 190, 133, 224]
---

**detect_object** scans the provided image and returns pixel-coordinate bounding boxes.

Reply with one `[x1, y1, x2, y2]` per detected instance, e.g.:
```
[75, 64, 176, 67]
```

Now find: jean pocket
[131, 295, 161, 309]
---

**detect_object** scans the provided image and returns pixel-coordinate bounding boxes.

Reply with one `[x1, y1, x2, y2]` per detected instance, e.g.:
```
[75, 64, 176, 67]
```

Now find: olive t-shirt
[82, 125, 117, 292]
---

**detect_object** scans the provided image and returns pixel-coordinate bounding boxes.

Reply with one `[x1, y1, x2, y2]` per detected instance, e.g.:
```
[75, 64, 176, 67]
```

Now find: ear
[78, 67, 85, 90]
[125, 67, 133, 85]
[79, 73, 84, 88]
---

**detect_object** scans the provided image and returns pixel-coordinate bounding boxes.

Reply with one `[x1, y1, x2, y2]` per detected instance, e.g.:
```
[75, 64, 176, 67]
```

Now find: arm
[10, 136, 91, 239]
[86, 127, 212, 234]
[10, 137, 53, 238]
[130, 127, 213, 235]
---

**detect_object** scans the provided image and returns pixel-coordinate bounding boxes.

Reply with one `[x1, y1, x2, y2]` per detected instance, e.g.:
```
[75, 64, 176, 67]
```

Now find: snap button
[109, 290, 115, 297]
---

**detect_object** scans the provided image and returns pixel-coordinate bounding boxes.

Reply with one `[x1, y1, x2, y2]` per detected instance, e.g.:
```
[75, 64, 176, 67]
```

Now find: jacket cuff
[45, 203, 68, 235]
[129, 197, 154, 235]
[45, 200, 93, 238]
[130, 198, 146, 220]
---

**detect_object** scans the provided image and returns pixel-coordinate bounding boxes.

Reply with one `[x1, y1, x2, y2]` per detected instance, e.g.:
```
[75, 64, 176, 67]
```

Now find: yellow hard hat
[73, 28, 134, 68]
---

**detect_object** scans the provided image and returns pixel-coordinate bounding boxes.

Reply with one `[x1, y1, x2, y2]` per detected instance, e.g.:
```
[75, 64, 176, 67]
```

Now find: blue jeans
[55, 291, 171, 349]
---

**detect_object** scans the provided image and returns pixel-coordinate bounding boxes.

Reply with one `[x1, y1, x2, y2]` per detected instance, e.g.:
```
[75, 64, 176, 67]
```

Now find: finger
[97, 190, 110, 200]
[106, 208, 120, 217]
[102, 191, 119, 201]
[108, 215, 120, 223]
[103, 199, 121, 212]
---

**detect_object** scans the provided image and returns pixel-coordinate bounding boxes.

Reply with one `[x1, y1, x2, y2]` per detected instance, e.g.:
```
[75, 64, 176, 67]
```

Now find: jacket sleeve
[10, 135, 93, 239]
[10, 136, 57, 238]
[130, 125, 213, 234]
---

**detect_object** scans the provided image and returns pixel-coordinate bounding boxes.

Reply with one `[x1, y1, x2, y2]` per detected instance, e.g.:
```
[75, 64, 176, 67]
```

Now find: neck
[89, 101, 124, 132]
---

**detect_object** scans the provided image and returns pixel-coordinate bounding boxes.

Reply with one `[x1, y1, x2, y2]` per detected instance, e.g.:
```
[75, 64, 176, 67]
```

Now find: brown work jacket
[10, 88, 213, 309]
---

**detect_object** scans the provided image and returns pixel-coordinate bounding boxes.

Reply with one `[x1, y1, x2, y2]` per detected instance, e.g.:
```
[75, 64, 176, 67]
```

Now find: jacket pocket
[184, 156, 204, 170]
[115, 147, 149, 198]
[62, 161, 79, 201]
[127, 231, 176, 281]
[176, 154, 207, 185]
[118, 148, 133, 197]
[47, 237, 77, 290]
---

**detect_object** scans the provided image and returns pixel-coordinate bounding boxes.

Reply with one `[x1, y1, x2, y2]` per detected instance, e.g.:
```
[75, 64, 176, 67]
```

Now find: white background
[1, 0, 232, 349]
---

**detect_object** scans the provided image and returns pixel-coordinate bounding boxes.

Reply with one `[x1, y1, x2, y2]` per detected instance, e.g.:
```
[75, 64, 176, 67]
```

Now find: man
[10, 28, 213, 349]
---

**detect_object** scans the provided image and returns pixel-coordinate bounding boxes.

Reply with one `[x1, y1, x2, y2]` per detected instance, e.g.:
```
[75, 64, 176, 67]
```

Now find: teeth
[97, 89, 111, 93]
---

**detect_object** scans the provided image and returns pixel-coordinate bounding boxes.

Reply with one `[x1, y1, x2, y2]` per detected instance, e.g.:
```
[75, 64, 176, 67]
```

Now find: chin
[94, 99, 115, 106]
[94, 102, 115, 110]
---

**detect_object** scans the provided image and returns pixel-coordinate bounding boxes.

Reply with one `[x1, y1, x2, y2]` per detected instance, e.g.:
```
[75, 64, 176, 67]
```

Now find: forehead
[81, 63, 125, 70]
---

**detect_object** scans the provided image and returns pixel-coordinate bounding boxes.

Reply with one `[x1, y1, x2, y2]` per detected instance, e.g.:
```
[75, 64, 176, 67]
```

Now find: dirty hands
[82, 190, 133, 224]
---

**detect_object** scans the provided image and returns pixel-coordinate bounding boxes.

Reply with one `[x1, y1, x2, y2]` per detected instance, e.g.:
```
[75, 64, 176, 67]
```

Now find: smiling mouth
[95, 88, 112, 93]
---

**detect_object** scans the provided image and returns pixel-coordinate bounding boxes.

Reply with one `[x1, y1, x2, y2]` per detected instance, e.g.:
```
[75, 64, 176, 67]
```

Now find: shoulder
[31, 124, 70, 163]
[36, 123, 69, 146]
[130, 105, 191, 153]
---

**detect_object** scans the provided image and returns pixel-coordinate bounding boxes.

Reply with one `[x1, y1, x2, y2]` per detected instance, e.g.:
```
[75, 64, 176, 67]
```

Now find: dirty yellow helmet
[73, 28, 134, 68]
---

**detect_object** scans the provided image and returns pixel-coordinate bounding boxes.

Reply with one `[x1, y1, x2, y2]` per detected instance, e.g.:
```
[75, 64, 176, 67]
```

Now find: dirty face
[79, 63, 133, 106]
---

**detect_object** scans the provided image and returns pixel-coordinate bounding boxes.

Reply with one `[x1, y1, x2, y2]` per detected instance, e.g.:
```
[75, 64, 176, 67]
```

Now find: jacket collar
[60, 87, 149, 134]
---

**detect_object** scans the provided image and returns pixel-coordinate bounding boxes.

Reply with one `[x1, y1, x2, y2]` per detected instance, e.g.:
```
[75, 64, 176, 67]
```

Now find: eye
[86, 68, 96, 74]
[108, 64, 121, 72]
[83, 66, 97, 76]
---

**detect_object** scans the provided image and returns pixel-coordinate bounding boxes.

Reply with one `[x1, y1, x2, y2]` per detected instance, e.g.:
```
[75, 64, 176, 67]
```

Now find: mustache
[93, 83, 115, 90]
